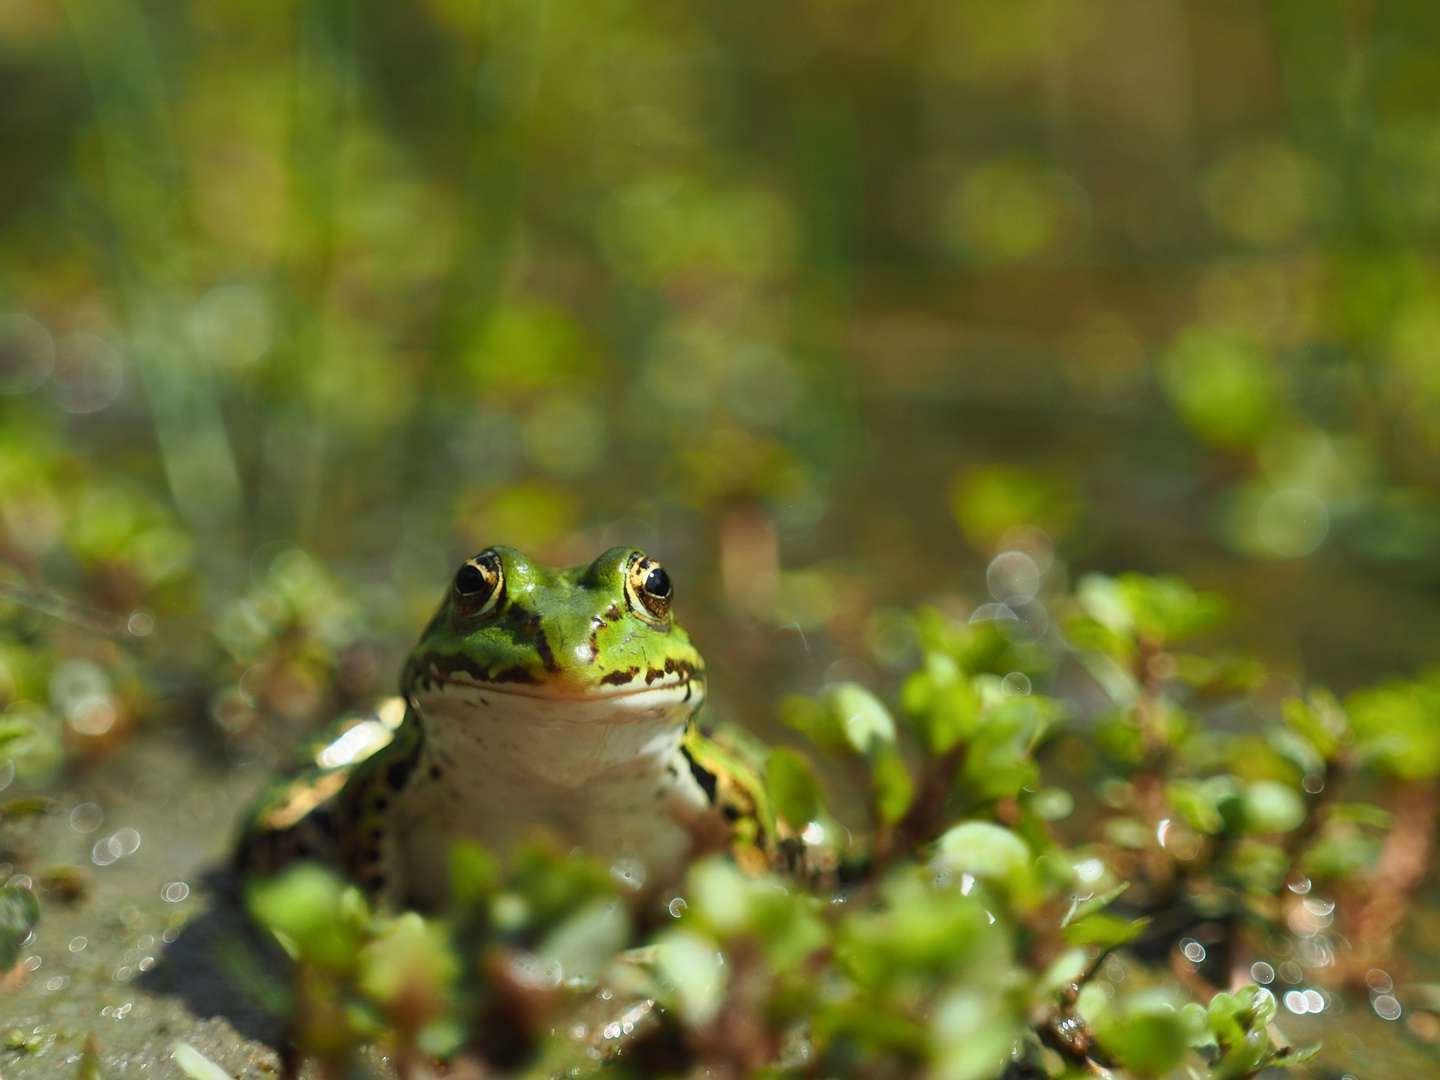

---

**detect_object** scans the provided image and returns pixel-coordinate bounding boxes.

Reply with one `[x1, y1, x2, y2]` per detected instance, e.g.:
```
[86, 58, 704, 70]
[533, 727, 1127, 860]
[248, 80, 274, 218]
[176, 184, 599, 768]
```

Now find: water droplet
[0, 314, 56, 395]
[667, 896, 687, 918]
[987, 551, 1041, 604]
[162, 881, 189, 903]
[610, 858, 646, 891]
[70, 803, 104, 834]
[71, 696, 117, 736]
[1283, 990, 1309, 1014]
[1374, 994, 1403, 1021]
[45, 332, 123, 414]
[69, 937, 87, 953]
[1000, 672, 1031, 696]
[1250, 961, 1274, 984]
[1182, 940, 1206, 963]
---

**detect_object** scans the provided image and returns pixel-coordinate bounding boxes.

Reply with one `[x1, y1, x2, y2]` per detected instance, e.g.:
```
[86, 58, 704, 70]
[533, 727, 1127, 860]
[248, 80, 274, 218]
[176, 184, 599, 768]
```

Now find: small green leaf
[826, 682, 897, 755]
[449, 840, 498, 904]
[172, 1044, 231, 1080]
[654, 929, 727, 1026]
[1061, 881, 1129, 927]
[245, 863, 359, 970]
[931, 990, 1022, 1080]
[872, 745, 914, 826]
[778, 694, 850, 756]
[935, 822, 1030, 879]
[766, 747, 822, 829]
[1063, 913, 1148, 948]
[1094, 993, 1195, 1077]
[0, 884, 40, 971]
[1242, 780, 1306, 834]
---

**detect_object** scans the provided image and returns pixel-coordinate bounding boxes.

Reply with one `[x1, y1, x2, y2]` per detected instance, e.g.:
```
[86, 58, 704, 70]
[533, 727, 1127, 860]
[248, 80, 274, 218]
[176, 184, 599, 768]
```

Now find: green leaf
[1063, 912, 1148, 948]
[357, 911, 459, 1013]
[1061, 881, 1129, 927]
[171, 1044, 231, 1080]
[449, 840, 498, 904]
[1282, 693, 1343, 760]
[1347, 678, 1440, 779]
[245, 863, 360, 971]
[826, 682, 896, 755]
[902, 652, 980, 754]
[654, 929, 727, 1026]
[0, 884, 40, 971]
[1242, 780, 1306, 834]
[931, 990, 1022, 1080]
[766, 747, 822, 829]
[872, 745, 915, 826]
[935, 822, 1030, 880]
[1094, 992, 1196, 1077]
[778, 694, 850, 756]
[1116, 572, 1227, 644]
[1327, 802, 1392, 828]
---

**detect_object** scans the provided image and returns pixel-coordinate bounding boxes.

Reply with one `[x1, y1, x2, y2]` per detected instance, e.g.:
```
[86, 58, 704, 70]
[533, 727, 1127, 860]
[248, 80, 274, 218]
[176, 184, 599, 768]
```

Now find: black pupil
[645, 566, 671, 598]
[455, 563, 488, 595]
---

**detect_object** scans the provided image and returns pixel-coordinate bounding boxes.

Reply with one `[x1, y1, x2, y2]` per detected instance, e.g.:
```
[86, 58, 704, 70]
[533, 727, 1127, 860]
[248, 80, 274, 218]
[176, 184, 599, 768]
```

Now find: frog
[237, 546, 775, 910]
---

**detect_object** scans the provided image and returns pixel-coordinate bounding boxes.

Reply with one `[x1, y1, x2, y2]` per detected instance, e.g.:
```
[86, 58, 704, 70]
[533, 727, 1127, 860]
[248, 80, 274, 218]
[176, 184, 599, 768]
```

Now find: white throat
[396, 676, 708, 906]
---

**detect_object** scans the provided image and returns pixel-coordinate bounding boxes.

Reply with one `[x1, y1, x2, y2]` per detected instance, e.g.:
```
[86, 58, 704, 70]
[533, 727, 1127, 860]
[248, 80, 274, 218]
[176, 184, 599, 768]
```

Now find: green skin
[239, 546, 775, 908]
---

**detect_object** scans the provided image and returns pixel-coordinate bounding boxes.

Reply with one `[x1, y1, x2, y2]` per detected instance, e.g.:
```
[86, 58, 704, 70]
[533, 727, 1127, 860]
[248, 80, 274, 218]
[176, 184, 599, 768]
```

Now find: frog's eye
[625, 553, 672, 625]
[453, 551, 504, 616]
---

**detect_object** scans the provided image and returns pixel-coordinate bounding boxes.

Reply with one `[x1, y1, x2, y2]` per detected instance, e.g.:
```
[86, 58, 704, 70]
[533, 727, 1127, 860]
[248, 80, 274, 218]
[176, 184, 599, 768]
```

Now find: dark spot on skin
[645, 668, 663, 684]
[534, 628, 558, 672]
[372, 796, 388, 812]
[604, 603, 622, 623]
[601, 668, 638, 686]
[489, 665, 538, 684]
[368, 848, 381, 862]
[722, 806, 741, 822]
[371, 875, 386, 891]
[680, 744, 718, 804]
[430, 764, 442, 780]
[371, 828, 383, 840]
[387, 756, 414, 790]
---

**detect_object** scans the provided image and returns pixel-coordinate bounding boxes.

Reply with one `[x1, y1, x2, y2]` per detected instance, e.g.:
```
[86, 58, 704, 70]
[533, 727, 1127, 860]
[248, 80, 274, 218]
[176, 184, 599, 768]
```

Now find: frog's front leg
[663, 739, 775, 876]
[336, 723, 423, 908]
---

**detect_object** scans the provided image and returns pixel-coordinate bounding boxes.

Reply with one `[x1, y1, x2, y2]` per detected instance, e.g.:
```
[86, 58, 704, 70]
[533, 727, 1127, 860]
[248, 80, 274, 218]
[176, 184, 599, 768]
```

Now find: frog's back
[236, 697, 416, 878]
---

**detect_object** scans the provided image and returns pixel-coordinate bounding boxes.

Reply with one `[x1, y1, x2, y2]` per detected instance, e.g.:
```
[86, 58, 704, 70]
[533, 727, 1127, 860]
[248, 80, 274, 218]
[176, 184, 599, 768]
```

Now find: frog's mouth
[416, 668, 705, 708]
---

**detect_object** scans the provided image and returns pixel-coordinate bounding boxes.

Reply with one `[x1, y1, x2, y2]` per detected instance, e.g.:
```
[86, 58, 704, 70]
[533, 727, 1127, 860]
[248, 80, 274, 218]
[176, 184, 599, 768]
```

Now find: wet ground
[0, 734, 295, 1080]
[6, 728, 1440, 1080]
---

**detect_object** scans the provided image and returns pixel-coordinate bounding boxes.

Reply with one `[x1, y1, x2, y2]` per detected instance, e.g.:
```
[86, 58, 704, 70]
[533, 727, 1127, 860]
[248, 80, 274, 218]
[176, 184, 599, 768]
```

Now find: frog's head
[402, 546, 704, 711]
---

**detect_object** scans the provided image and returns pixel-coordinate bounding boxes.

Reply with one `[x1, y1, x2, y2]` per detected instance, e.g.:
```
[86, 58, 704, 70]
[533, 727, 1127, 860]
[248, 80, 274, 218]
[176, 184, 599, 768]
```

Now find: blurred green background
[4, 1, 1440, 789]
[8, 2, 1440, 1074]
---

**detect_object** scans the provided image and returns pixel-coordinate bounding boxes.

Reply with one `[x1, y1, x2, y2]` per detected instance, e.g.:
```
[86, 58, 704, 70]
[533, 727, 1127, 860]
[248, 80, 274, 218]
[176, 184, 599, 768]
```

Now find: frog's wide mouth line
[422, 670, 704, 703]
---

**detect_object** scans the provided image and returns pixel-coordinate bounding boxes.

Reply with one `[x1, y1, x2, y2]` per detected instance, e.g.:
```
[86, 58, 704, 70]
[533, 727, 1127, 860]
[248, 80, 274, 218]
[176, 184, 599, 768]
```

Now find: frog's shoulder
[236, 696, 413, 874]
[682, 719, 777, 873]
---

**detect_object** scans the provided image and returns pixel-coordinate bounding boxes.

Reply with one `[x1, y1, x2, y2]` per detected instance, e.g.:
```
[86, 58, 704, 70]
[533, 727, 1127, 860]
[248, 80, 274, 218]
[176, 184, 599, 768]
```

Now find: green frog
[238, 546, 774, 909]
